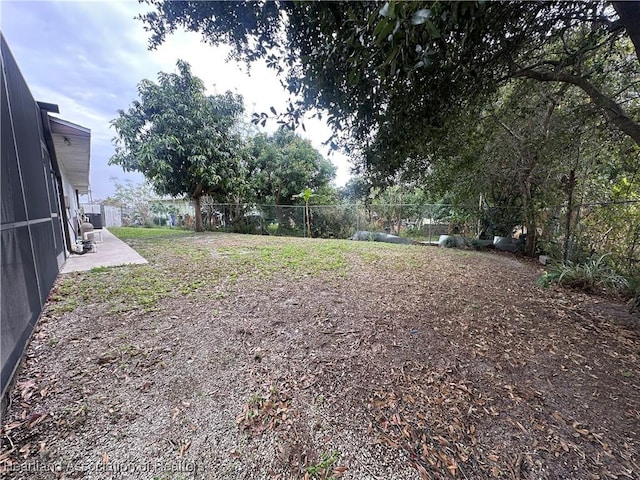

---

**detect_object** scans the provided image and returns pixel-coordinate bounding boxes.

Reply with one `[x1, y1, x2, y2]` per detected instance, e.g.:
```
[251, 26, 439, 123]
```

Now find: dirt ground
[1, 232, 639, 480]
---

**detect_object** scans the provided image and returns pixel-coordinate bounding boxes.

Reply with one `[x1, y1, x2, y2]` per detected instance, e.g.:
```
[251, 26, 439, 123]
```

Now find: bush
[310, 207, 357, 239]
[399, 226, 424, 239]
[537, 254, 631, 296]
[468, 238, 491, 250]
[229, 220, 260, 235]
[266, 222, 279, 236]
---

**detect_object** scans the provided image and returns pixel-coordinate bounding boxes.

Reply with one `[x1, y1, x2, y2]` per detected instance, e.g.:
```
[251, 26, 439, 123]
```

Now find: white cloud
[150, 34, 353, 185]
[2, 0, 353, 199]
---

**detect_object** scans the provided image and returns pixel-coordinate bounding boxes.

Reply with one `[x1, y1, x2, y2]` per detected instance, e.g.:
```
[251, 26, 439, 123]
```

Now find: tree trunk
[612, 1, 640, 64]
[193, 195, 203, 232]
[563, 169, 576, 264]
[522, 191, 537, 257]
[519, 167, 537, 257]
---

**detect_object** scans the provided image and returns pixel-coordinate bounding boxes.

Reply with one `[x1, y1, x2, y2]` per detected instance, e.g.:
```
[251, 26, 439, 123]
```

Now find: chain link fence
[99, 196, 640, 272]
[563, 201, 640, 272]
[197, 202, 466, 240]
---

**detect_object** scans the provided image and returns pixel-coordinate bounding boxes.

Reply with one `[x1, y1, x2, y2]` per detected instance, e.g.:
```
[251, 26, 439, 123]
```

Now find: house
[1, 34, 91, 401]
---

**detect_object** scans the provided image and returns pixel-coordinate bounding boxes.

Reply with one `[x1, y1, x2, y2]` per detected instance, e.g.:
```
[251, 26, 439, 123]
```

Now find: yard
[1, 229, 638, 480]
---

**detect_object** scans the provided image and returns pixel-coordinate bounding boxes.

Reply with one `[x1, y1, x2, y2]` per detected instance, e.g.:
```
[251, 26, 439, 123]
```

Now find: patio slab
[59, 228, 147, 273]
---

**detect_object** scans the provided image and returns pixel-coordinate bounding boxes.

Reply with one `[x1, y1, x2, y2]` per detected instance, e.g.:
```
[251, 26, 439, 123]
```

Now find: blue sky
[1, 0, 350, 200]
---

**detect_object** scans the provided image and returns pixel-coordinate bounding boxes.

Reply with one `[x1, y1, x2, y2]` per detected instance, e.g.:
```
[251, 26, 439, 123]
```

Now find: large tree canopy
[139, 1, 640, 180]
[110, 60, 244, 231]
[247, 129, 336, 206]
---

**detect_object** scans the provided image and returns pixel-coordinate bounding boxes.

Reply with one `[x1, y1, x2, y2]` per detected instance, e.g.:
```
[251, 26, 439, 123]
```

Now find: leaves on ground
[1, 232, 638, 479]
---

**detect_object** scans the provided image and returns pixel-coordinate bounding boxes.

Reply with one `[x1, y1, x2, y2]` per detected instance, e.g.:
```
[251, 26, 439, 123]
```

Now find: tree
[422, 73, 640, 260]
[247, 129, 336, 207]
[110, 60, 244, 231]
[293, 187, 315, 238]
[367, 182, 428, 235]
[339, 176, 372, 204]
[138, 1, 640, 180]
[102, 178, 157, 226]
[612, 2, 640, 63]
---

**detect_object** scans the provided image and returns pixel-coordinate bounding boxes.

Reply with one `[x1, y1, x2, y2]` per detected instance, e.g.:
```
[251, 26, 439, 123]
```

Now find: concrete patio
[59, 228, 147, 273]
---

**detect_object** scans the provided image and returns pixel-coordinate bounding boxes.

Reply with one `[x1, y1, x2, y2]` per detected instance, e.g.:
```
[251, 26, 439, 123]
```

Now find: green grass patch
[48, 233, 450, 317]
[109, 226, 192, 240]
[50, 265, 182, 314]
[306, 450, 342, 479]
[216, 239, 353, 278]
[50, 237, 223, 314]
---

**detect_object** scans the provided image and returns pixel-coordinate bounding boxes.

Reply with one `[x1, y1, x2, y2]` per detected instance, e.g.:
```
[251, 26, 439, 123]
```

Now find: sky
[1, 0, 352, 201]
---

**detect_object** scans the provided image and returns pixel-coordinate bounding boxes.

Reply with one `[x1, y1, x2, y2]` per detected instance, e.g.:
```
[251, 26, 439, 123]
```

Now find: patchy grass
[50, 264, 186, 314]
[49, 233, 219, 314]
[49, 234, 362, 315]
[217, 241, 354, 278]
[306, 450, 343, 479]
[109, 226, 192, 240]
[4, 231, 638, 480]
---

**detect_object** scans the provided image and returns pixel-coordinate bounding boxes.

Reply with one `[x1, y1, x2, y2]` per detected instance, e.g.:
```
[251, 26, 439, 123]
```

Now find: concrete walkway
[60, 228, 148, 273]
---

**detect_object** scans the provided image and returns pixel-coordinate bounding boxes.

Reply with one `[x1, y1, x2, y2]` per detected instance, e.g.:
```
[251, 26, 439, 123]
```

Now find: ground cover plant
[1, 229, 638, 479]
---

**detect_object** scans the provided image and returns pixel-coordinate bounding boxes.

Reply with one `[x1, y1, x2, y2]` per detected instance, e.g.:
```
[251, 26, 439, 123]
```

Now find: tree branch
[496, 120, 523, 143]
[513, 68, 640, 146]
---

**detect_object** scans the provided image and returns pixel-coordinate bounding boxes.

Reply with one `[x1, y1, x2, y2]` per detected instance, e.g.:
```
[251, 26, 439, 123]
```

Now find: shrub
[399, 226, 425, 239]
[310, 207, 357, 239]
[230, 220, 259, 235]
[537, 254, 631, 296]
[468, 238, 490, 250]
[266, 222, 279, 236]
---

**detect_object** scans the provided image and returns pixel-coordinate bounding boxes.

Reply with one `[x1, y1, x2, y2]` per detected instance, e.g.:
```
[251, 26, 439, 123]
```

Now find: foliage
[428, 79, 580, 251]
[247, 130, 336, 207]
[306, 450, 342, 480]
[110, 60, 245, 231]
[102, 179, 157, 227]
[369, 183, 429, 234]
[573, 175, 640, 272]
[139, 1, 640, 181]
[137, 2, 640, 261]
[339, 176, 372, 204]
[468, 238, 491, 251]
[537, 255, 631, 296]
[293, 187, 315, 237]
[310, 206, 358, 239]
[441, 236, 458, 249]
[150, 200, 179, 226]
[265, 221, 279, 236]
[422, 69, 640, 258]
[245, 130, 336, 232]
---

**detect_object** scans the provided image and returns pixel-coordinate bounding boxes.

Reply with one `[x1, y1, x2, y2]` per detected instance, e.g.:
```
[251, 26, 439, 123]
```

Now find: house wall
[1, 35, 67, 399]
[58, 162, 83, 244]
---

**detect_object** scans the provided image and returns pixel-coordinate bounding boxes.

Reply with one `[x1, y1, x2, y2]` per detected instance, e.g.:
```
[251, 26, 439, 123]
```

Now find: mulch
[1, 235, 638, 479]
